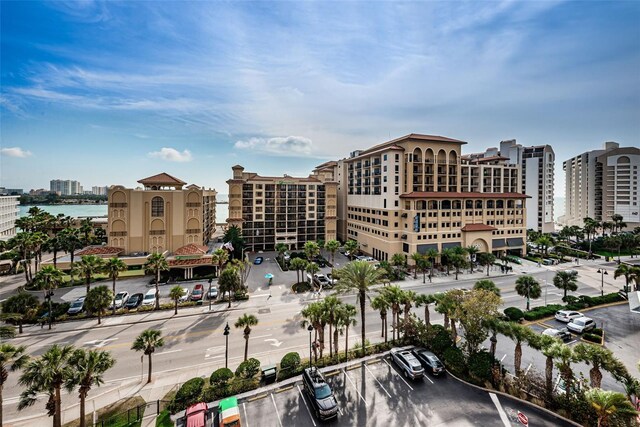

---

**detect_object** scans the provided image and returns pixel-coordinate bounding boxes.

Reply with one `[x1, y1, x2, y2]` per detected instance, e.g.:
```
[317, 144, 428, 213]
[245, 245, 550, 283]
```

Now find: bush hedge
[428, 325, 453, 358]
[504, 307, 524, 322]
[236, 358, 261, 379]
[522, 304, 563, 321]
[210, 368, 233, 387]
[591, 328, 603, 337]
[583, 333, 602, 344]
[172, 377, 205, 413]
[468, 351, 494, 384]
[443, 347, 466, 377]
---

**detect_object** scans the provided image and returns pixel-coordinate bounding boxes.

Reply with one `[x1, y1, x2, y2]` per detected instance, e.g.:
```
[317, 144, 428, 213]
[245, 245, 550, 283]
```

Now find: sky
[1, 1, 639, 195]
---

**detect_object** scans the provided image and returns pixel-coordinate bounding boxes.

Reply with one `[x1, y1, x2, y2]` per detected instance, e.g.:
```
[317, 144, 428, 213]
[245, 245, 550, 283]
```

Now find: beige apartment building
[227, 165, 337, 250]
[107, 173, 217, 254]
[325, 134, 528, 261]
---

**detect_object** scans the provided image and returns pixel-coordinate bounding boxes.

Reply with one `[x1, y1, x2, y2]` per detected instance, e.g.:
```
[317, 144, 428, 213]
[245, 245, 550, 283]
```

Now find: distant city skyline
[1, 1, 638, 195]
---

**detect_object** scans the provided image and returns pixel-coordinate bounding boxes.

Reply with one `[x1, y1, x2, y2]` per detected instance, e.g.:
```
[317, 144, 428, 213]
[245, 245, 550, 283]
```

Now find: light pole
[597, 269, 608, 297]
[224, 322, 230, 369]
[307, 324, 314, 368]
[208, 278, 213, 311]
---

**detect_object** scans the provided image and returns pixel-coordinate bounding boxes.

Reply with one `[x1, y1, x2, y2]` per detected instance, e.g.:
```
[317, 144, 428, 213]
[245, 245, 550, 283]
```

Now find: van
[142, 289, 157, 306]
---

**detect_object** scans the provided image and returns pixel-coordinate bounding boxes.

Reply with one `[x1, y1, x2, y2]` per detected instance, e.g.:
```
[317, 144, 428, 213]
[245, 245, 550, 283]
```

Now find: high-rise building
[107, 173, 216, 254]
[50, 179, 82, 195]
[562, 142, 640, 229]
[0, 188, 23, 196]
[324, 134, 528, 261]
[226, 165, 337, 251]
[0, 195, 20, 241]
[469, 140, 555, 233]
[92, 186, 109, 196]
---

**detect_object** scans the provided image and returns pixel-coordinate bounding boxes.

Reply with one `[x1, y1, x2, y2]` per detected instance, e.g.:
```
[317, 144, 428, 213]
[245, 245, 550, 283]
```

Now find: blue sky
[1, 1, 639, 195]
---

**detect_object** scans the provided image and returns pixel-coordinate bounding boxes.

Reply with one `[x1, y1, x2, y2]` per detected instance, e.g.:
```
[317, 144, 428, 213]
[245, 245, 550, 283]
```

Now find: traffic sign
[517, 411, 529, 426]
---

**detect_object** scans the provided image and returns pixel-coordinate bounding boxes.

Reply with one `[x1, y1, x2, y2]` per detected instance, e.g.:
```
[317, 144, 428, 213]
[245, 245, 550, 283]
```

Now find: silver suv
[391, 347, 425, 380]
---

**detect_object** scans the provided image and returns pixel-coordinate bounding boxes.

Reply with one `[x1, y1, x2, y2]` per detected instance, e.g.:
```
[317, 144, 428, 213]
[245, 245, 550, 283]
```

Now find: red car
[191, 284, 204, 301]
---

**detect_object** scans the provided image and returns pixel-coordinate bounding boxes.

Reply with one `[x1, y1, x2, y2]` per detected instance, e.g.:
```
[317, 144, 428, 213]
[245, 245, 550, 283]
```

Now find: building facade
[562, 142, 639, 229]
[50, 179, 82, 196]
[226, 165, 337, 251]
[0, 195, 20, 241]
[325, 134, 527, 261]
[107, 173, 216, 254]
[92, 186, 109, 196]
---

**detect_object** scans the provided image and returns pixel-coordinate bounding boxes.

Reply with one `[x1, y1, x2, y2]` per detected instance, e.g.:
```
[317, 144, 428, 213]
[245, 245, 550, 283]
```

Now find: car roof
[145, 289, 156, 295]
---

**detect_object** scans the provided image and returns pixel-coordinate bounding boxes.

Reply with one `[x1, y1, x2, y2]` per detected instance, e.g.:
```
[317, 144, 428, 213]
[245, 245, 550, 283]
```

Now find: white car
[554, 310, 583, 323]
[207, 287, 218, 300]
[178, 287, 190, 302]
[542, 328, 572, 342]
[113, 291, 129, 309]
[142, 289, 157, 306]
[567, 316, 596, 334]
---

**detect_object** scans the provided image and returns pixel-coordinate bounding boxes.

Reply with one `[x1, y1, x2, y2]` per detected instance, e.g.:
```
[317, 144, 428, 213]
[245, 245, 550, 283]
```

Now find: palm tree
[211, 248, 229, 278]
[515, 275, 541, 311]
[526, 333, 558, 400]
[410, 253, 423, 279]
[371, 295, 390, 342]
[67, 349, 115, 427]
[85, 285, 113, 325]
[601, 221, 615, 237]
[583, 217, 600, 254]
[218, 266, 241, 308]
[275, 243, 288, 264]
[9, 232, 36, 283]
[343, 239, 359, 260]
[391, 253, 405, 269]
[103, 257, 128, 315]
[301, 302, 326, 360]
[466, 245, 479, 273]
[290, 258, 307, 284]
[505, 323, 535, 376]
[574, 343, 620, 389]
[476, 252, 496, 277]
[144, 253, 169, 310]
[335, 304, 357, 361]
[33, 265, 64, 330]
[306, 262, 320, 287]
[380, 285, 404, 341]
[169, 286, 186, 315]
[614, 263, 634, 292]
[59, 228, 83, 283]
[334, 261, 384, 356]
[131, 329, 164, 384]
[611, 213, 626, 233]
[473, 279, 501, 296]
[552, 270, 578, 300]
[400, 290, 417, 330]
[451, 254, 468, 280]
[414, 294, 437, 325]
[1, 292, 39, 334]
[322, 296, 342, 358]
[585, 388, 638, 427]
[18, 344, 75, 427]
[0, 344, 29, 425]
[235, 314, 258, 361]
[73, 255, 106, 295]
[325, 239, 340, 273]
[440, 248, 454, 275]
[549, 342, 577, 398]
[304, 241, 320, 262]
[425, 248, 439, 280]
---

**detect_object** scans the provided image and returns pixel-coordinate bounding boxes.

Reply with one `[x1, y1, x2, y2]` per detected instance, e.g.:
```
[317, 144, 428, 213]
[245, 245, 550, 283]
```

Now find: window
[151, 197, 164, 217]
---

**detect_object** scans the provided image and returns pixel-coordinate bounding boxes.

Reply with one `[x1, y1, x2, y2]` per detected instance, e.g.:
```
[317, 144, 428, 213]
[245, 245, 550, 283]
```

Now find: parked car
[567, 316, 596, 334]
[555, 310, 583, 323]
[313, 273, 331, 289]
[67, 297, 86, 315]
[411, 348, 445, 376]
[191, 284, 204, 301]
[391, 347, 425, 380]
[179, 287, 190, 302]
[207, 286, 218, 300]
[302, 367, 339, 420]
[112, 291, 129, 309]
[313, 257, 327, 268]
[125, 293, 144, 309]
[542, 328, 573, 342]
[254, 257, 264, 265]
[218, 397, 241, 427]
[142, 289, 157, 306]
[326, 273, 338, 286]
[185, 402, 208, 427]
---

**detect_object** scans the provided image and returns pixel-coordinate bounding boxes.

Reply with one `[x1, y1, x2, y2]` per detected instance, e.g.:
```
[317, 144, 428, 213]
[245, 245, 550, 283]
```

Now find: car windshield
[427, 356, 441, 364]
[210, 287, 217, 293]
[71, 301, 82, 308]
[193, 290, 202, 295]
[574, 319, 585, 326]
[315, 384, 332, 400]
[129, 295, 140, 302]
[144, 294, 154, 300]
[116, 293, 126, 299]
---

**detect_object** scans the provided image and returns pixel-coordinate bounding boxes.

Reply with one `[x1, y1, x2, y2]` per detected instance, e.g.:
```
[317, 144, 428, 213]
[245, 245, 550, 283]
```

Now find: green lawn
[61, 269, 145, 284]
[156, 410, 172, 427]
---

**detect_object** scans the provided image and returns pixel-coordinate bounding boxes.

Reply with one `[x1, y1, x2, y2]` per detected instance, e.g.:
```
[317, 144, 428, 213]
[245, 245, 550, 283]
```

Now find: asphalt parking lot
[233, 354, 575, 427]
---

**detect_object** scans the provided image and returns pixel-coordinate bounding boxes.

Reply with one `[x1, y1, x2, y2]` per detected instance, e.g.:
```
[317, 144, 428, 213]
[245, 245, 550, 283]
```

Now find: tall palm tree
[304, 241, 320, 262]
[0, 344, 29, 425]
[549, 342, 577, 398]
[235, 314, 258, 361]
[275, 243, 288, 264]
[85, 286, 113, 325]
[169, 286, 186, 315]
[9, 232, 36, 283]
[425, 248, 439, 280]
[18, 344, 75, 427]
[440, 248, 454, 275]
[343, 239, 359, 260]
[218, 266, 240, 308]
[322, 296, 342, 358]
[476, 252, 497, 277]
[553, 270, 579, 300]
[601, 221, 615, 237]
[301, 302, 326, 360]
[33, 265, 64, 330]
[515, 275, 541, 311]
[535, 235, 554, 257]
[66, 349, 115, 427]
[334, 261, 384, 356]
[306, 262, 320, 287]
[401, 290, 417, 329]
[211, 248, 229, 278]
[144, 253, 169, 310]
[583, 217, 600, 254]
[611, 213, 625, 233]
[574, 343, 621, 389]
[103, 257, 128, 315]
[380, 285, 404, 341]
[131, 329, 164, 384]
[503, 323, 534, 376]
[325, 239, 341, 274]
[527, 333, 558, 400]
[466, 245, 479, 273]
[371, 295, 389, 342]
[60, 228, 83, 282]
[335, 304, 357, 361]
[415, 294, 437, 325]
[473, 279, 501, 296]
[585, 388, 638, 427]
[410, 252, 423, 279]
[290, 258, 307, 284]
[73, 255, 106, 295]
[614, 263, 634, 292]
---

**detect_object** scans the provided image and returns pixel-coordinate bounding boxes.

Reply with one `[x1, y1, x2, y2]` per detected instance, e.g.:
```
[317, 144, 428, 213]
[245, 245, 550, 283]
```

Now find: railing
[109, 203, 128, 208]
[109, 231, 127, 237]
[186, 203, 201, 207]
[149, 230, 165, 235]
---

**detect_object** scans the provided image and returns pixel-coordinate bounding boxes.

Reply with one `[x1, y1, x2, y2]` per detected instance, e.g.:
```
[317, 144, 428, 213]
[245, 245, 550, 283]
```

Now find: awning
[417, 244, 438, 254]
[507, 237, 524, 247]
[442, 242, 461, 249]
[492, 239, 506, 248]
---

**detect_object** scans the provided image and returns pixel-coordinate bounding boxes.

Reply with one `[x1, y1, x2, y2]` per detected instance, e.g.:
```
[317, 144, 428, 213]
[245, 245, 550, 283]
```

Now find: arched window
[496, 200, 504, 209]
[151, 197, 164, 217]
[475, 200, 483, 209]
[487, 200, 495, 209]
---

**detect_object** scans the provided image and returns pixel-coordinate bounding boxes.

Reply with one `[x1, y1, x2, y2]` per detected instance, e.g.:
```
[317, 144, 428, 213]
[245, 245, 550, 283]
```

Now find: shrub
[292, 282, 312, 293]
[280, 352, 301, 372]
[503, 307, 524, 322]
[228, 377, 260, 395]
[522, 304, 563, 321]
[172, 377, 204, 413]
[235, 358, 261, 379]
[583, 333, 602, 344]
[468, 351, 494, 384]
[443, 347, 465, 377]
[591, 328, 603, 337]
[210, 368, 233, 387]
[202, 384, 229, 402]
[429, 326, 454, 357]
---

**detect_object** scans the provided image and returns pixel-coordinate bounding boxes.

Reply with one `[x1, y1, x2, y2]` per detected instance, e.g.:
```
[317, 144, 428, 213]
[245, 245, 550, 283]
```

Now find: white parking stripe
[500, 354, 507, 362]
[424, 373, 434, 384]
[364, 363, 392, 398]
[297, 384, 317, 427]
[341, 368, 369, 405]
[382, 359, 414, 391]
[489, 392, 511, 427]
[270, 393, 284, 427]
[243, 402, 249, 427]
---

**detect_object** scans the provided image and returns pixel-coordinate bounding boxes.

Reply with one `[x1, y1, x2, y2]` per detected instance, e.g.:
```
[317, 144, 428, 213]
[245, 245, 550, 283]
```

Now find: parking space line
[424, 374, 434, 384]
[382, 359, 414, 391]
[242, 402, 249, 427]
[364, 363, 392, 398]
[524, 363, 532, 375]
[500, 354, 507, 362]
[296, 384, 317, 427]
[489, 392, 511, 427]
[270, 393, 284, 427]
[367, 358, 381, 365]
[341, 368, 369, 405]
[346, 364, 360, 371]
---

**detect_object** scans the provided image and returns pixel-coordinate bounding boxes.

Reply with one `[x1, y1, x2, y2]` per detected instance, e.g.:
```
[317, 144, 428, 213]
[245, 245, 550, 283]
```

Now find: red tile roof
[173, 244, 208, 256]
[168, 258, 212, 267]
[137, 173, 186, 185]
[461, 224, 497, 232]
[77, 246, 124, 256]
[400, 192, 529, 199]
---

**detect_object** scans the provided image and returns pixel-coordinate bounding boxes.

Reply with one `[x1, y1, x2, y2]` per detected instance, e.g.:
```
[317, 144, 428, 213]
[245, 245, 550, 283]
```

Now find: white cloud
[1, 147, 32, 158]
[234, 136, 313, 157]
[148, 147, 192, 162]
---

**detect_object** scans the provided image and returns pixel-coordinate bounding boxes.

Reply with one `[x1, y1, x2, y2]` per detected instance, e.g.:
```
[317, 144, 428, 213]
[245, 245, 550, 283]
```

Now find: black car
[411, 348, 445, 376]
[302, 367, 338, 420]
[125, 293, 144, 309]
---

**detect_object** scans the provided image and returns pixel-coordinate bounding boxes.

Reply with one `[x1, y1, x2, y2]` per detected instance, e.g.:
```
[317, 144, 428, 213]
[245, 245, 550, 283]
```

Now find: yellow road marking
[247, 393, 267, 402]
[275, 385, 294, 393]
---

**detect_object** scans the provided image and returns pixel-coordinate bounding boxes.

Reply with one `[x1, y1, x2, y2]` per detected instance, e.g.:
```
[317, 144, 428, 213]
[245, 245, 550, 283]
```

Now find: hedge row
[504, 292, 623, 322]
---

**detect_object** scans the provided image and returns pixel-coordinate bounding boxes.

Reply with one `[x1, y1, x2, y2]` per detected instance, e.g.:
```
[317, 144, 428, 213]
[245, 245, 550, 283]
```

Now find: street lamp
[208, 278, 213, 311]
[223, 322, 230, 369]
[597, 269, 608, 297]
[307, 324, 314, 368]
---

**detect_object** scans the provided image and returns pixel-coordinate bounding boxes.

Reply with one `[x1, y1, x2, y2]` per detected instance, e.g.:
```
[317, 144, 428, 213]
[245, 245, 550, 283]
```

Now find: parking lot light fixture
[224, 322, 231, 369]
[307, 324, 314, 368]
[597, 269, 608, 297]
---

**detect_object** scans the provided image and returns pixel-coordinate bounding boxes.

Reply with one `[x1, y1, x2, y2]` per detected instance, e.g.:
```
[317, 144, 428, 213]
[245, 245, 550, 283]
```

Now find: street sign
[517, 411, 528, 426]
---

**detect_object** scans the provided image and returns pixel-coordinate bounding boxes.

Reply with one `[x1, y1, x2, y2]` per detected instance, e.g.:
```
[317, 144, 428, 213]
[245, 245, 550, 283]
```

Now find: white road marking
[364, 363, 392, 398]
[204, 346, 225, 359]
[424, 374, 434, 384]
[270, 393, 284, 427]
[243, 402, 249, 427]
[250, 334, 273, 340]
[102, 317, 124, 325]
[264, 338, 284, 347]
[297, 384, 317, 427]
[489, 392, 511, 427]
[524, 363, 532, 375]
[157, 349, 182, 356]
[500, 354, 507, 362]
[382, 359, 414, 391]
[342, 368, 369, 405]
[83, 338, 118, 348]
